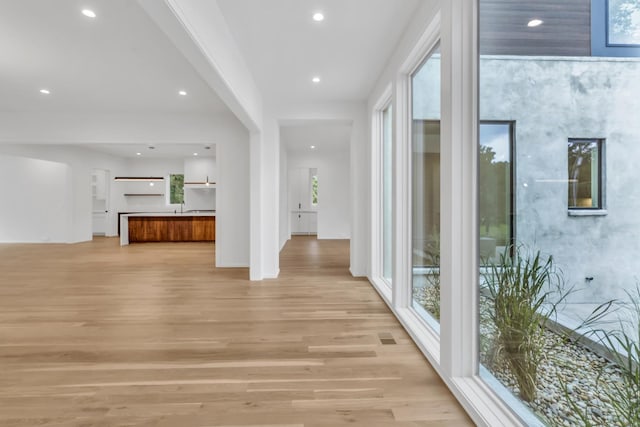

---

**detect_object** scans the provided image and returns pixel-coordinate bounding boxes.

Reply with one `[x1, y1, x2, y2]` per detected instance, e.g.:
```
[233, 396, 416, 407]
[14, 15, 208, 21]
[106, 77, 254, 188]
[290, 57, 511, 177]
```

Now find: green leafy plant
[484, 245, 568, 402]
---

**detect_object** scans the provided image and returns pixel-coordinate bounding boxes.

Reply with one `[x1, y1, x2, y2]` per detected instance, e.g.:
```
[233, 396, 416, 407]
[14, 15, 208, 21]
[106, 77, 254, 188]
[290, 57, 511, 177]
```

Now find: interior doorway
[278, 120, 352, 252]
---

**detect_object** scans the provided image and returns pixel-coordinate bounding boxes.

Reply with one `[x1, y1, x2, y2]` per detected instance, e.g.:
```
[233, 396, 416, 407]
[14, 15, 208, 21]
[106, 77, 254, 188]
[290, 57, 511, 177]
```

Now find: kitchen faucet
[181, 200, 185, 214]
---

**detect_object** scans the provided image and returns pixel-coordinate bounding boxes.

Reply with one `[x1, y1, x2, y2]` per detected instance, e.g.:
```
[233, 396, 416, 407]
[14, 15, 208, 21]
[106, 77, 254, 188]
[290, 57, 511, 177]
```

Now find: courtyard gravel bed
[414, 286, 628, 427]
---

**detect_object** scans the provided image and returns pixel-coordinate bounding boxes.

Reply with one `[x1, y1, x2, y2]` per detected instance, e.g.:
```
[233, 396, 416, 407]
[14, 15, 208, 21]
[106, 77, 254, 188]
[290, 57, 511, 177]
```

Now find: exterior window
[608, 0, 640, 45]
[411, 45, 441, 325]
[479, 122, 514, 263]
[592, 0, 640, 56]
[568, 139, 604, 209]
[311, 174, 318, 206]
[481, 2, 636, 425]
[169, 174, 184, 204]
[382, 104, 393, 282]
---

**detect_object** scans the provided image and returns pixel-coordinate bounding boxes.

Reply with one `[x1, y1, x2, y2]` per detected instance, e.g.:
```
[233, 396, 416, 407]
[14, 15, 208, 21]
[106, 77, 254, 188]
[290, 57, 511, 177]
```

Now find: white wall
[216, 134, 250, 267]
[288, 150, 350, 239]
[185, 187, 216, 211]
[0, 145, 127, 241]
[117, 158, 183, 213]
[184, 157, 217, 182]
[184, 157, 217, 211]
[0, 112, 234, 144]
[0, 155, 71, 243]
[110, 157, 217, 214]
[279, 143, 289, 250]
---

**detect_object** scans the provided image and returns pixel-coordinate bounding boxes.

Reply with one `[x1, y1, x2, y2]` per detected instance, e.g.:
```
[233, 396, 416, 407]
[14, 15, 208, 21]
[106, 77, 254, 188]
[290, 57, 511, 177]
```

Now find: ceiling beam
[137, 0, 263, 133]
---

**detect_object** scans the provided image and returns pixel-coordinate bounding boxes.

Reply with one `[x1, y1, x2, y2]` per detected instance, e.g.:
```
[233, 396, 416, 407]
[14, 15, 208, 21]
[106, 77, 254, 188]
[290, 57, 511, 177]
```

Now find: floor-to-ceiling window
[479, 1, 640, 425]
[411, 45, 441, 325]
[382, 104, 393, 283]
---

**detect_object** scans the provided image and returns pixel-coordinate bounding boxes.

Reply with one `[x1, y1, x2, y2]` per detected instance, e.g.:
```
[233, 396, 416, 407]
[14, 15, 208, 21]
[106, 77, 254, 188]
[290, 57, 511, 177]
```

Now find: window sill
[568, 209, 607, 217]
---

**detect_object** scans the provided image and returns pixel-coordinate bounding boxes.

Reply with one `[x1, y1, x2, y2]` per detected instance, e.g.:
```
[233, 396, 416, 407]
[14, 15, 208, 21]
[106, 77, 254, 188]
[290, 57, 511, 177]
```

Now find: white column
[439, 0, 479, 379]
[250, 131, 263, 280]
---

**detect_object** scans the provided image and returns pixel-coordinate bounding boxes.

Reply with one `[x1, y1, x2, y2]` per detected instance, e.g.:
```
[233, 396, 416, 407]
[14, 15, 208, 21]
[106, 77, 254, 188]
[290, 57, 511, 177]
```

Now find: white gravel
[414, 287, 630, 427]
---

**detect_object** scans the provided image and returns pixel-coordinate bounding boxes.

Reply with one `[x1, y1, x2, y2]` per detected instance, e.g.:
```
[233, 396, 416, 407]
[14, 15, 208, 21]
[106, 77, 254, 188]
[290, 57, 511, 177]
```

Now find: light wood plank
[0, 236, 472, 426]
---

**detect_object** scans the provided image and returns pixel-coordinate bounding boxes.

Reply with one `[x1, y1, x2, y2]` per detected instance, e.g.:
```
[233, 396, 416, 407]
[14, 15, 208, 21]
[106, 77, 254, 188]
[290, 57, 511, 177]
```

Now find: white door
[92, 169, 110, 235]
[291, 212, 317, 235]
[289, 168, 311, 211]
[289, 168, 318, 236]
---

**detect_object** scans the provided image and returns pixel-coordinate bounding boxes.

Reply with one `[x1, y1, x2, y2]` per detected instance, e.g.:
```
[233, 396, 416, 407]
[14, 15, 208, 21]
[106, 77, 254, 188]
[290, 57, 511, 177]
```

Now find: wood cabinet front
[128, 216, 215, 243]
[192, 217, 215, 241]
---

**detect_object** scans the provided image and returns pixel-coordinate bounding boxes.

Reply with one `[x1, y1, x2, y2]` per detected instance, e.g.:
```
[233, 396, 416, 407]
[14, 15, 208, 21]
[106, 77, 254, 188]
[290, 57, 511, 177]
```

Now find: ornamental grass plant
[484, 246, 569, 402]
[566, 285, 640, 426]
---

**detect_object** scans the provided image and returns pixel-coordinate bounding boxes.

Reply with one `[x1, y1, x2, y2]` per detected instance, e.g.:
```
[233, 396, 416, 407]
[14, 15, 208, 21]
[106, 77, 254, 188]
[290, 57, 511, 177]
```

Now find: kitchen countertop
[120, 212, 216, 245]
[123, 211, 216, 217]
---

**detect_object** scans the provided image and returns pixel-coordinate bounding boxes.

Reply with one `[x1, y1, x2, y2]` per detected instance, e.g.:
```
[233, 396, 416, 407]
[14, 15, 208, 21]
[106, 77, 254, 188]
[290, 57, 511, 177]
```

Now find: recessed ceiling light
[313, 12, 324, 22]
[312, 76, 321, 83]
[527, 19, 543, 27]
[310, 145, 316, 149]
[39, 89, 50, 95]
[149, 182, 155, 187]
[193, 153, 198, 156]
[178, 90, 187, 96]
[136, 152, 141, 156]
[81, 9, 96, 18]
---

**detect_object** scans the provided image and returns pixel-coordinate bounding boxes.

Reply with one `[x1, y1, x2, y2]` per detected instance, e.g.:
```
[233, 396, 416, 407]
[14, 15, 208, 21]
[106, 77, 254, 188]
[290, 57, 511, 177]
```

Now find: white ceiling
[0, 0, 420, 161]
[86, 143, 216, 159]
[282, 122, 352, 153]
[217, 0, 421, 103]
[0, 0, 228, 114]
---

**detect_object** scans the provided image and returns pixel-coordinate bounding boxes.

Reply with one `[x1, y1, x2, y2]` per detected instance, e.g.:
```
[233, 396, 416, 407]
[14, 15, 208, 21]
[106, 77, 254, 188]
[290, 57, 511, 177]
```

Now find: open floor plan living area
[2, 1, 639, 426]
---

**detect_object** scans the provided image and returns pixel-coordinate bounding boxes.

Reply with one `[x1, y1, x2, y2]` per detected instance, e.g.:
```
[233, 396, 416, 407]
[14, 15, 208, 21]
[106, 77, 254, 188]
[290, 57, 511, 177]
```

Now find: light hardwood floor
[0, 236, 473, 426]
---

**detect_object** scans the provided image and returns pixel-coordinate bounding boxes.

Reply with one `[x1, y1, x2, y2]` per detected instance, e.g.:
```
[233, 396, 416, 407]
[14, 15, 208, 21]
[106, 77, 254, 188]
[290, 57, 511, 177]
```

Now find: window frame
[591, 0, 640, 57]
[479, 120, 517, 255]
[567, 138, 606, 212]
[367, 2, 536, 425]
[370, 85, 394, 298]
[409, 49, 443, 331]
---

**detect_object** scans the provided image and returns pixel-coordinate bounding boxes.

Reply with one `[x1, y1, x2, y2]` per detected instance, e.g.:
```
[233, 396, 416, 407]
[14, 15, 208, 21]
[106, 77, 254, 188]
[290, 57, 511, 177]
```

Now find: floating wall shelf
[114, 177, 164, 182]
[123, 193, 165, 196]
[184, 175, 215, 186]
[184, 182, 216, 189]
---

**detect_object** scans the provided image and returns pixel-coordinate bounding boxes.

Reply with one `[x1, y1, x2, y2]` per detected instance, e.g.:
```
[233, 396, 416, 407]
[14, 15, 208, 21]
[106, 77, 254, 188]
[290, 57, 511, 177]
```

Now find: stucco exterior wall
[480, 56, 640, 302]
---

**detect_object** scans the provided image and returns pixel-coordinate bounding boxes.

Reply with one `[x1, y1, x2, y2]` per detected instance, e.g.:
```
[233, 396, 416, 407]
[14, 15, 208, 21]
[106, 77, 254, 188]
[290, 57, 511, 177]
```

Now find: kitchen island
[120, 212, 215, 245]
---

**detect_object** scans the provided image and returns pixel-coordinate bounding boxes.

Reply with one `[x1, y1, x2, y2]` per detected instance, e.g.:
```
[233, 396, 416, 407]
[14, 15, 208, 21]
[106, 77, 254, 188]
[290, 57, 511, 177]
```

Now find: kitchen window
[169, 174, 184, 204]
[311, 174, 318, 206]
